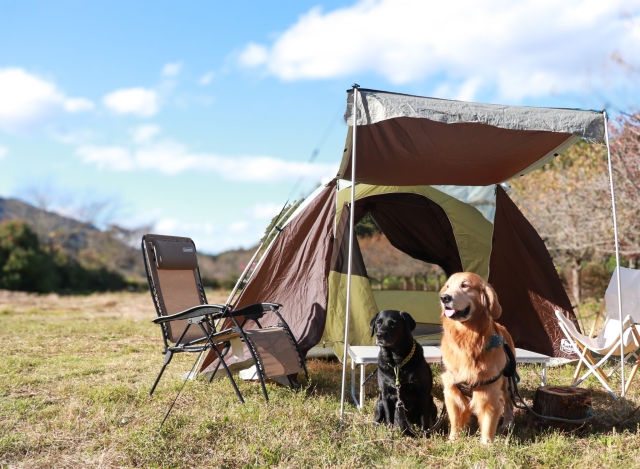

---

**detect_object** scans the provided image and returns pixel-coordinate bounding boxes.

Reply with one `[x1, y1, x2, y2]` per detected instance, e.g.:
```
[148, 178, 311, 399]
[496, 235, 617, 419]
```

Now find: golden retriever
[439, 272, 515, 444]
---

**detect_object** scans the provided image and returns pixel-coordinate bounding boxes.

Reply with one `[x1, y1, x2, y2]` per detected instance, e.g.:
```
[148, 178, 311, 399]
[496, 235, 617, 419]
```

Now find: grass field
[1, 290, 640, 468]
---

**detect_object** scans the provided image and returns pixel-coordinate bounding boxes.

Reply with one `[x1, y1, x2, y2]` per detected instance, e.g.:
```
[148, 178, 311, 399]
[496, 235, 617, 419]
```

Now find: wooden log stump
[532, 386, 592, 429]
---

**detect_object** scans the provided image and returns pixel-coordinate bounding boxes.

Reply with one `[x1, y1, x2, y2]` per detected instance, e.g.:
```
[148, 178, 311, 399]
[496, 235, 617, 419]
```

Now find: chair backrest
[142, 234, 208, 345]
[606, 266, 640, 322]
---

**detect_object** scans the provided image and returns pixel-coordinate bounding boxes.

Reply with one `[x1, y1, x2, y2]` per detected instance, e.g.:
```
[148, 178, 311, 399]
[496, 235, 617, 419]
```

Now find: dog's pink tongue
[444, 308, 456, 318]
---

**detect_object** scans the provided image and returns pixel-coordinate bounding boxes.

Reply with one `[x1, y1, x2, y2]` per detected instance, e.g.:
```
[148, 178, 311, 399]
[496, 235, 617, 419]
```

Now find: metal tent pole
[604, 110, 626, 405]
[340, 84, 359, 420]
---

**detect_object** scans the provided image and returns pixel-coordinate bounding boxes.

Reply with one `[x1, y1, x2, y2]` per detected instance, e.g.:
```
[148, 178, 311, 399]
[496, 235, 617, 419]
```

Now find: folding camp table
[348, 345, 551, 409]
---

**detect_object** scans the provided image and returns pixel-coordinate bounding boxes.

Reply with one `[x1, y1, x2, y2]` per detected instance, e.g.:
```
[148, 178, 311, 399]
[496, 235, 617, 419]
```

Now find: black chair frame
[142, 235, 308, 402]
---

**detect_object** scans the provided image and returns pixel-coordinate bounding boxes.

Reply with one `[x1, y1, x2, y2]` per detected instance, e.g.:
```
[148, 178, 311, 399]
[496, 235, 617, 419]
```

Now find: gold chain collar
[390, 340, 416, 387]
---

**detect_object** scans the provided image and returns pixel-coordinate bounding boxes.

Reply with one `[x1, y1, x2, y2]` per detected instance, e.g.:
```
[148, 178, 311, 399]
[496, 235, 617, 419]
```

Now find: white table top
[347, 345, 550, 365]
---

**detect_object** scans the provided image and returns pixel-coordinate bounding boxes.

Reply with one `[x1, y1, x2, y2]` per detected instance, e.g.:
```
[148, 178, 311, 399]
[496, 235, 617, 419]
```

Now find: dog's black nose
[440, 294, 452, 303]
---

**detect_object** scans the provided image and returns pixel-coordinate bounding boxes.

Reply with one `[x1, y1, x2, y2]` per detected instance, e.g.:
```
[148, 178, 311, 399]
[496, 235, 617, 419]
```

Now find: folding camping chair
[555, 310, 640, 399]
[142, 234, 308, 402]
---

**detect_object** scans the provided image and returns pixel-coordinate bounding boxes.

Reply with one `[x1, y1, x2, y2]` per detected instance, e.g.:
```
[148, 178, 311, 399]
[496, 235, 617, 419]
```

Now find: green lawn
[1, 291, 639, 468]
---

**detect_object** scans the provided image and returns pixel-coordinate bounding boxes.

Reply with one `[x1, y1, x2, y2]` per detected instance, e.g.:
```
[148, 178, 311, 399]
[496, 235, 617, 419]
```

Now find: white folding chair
[555, 310, 640, 399]
[606, 267, 640, 323]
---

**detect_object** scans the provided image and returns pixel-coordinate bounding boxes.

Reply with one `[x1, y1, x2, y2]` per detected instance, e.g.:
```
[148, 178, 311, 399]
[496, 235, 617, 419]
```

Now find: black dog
[370, 310, 437, 435]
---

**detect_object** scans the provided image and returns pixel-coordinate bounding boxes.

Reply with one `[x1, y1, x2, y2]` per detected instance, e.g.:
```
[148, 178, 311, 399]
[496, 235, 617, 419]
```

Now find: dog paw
[480, 434, 497, 445]
[499, 421, 514, 432]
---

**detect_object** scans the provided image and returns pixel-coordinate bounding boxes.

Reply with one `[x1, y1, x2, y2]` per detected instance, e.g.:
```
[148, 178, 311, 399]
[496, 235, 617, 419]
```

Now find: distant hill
[0, 196, 97, 250]
[197, 247, 255, 286]
[0, 196, 258, 286]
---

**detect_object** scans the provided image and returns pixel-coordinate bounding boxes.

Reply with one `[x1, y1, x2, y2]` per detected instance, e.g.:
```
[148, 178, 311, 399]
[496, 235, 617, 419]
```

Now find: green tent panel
[336, 184, 493, 278]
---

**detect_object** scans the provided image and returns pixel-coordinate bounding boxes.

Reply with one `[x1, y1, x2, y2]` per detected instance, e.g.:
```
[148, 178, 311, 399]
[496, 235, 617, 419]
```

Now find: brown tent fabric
[352, 193, 464, 277]
[201, 181, 337, 373]
[338, 117, 574, 186]
[489, 185, 578, 358]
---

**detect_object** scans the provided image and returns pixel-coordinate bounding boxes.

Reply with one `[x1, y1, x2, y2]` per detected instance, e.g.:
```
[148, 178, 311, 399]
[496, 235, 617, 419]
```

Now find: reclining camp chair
[141, 234, 308, 402]
[555, 310, 640, 399]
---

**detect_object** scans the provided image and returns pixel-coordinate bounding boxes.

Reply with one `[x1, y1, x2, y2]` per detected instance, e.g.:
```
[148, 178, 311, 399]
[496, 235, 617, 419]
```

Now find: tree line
[510, 113, 640, 306]
[0, 219, 127, 293]
[356, 215, 445, 291]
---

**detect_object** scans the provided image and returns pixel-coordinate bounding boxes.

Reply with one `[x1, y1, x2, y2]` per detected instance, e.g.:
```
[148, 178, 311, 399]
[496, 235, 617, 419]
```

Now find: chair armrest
[229, 302, 282, 319]
[623, 315, 635, 329]
[209, 327, 242, 342]
[152, 304, 226, 324]
[212, 302, 282, 322]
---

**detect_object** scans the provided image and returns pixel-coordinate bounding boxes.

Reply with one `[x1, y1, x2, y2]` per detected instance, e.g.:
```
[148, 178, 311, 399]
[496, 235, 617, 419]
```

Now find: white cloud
[77, 138, 336, 182]
[77, 145, 135, 171]
[51, 128, 97, 145]
[162, 62, 183, 77]
[130, 124, 160, 144]
[434, 77, 485, 102]
[0, 68, 94, 132]
[240, 43, 269, 67]
[154, 217, 261, 252]
[229, 221, 249, 233]
[102, 87, 159, 117]
[63, 97, 95, 113]
[250, 202, 282, 220]
[238, 0, 640, 101]
[0, 146, 8, 160]
[198, 71, 215, 85]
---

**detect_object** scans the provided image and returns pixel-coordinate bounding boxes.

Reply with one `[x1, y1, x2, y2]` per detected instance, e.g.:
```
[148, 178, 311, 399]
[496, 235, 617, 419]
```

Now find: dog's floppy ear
[400, 311, 416, 332]
[370, 312, 380, 337]
[483, 282, 502, 319]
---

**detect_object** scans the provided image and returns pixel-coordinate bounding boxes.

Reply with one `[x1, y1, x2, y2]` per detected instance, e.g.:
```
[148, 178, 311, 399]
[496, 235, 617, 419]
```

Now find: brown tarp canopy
[338, 89, 605, 186]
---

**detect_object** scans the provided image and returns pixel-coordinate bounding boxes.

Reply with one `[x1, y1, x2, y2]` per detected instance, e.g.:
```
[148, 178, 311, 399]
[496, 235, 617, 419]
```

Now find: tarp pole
[340, 84, 359, 420]
[604, 110, 626, 404]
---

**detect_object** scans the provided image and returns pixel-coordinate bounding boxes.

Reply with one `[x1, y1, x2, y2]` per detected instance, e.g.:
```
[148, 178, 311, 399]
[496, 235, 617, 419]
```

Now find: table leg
[359, 363, 365, 410]
[350, 359, 360, 409]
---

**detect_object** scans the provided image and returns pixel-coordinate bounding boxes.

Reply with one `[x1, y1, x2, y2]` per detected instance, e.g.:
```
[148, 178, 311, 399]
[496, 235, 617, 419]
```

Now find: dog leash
[504, 343, 595, 425]
[389, 340, 448, 437]
[450, 336, 595, 425]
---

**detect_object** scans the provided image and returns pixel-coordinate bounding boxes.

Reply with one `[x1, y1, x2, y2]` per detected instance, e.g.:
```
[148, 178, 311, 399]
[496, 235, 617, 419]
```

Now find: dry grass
[1, 291, 640, 468]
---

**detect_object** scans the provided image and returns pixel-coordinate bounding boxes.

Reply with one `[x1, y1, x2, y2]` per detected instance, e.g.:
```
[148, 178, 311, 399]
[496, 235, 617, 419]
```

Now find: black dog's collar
[388, 340, 416, 387]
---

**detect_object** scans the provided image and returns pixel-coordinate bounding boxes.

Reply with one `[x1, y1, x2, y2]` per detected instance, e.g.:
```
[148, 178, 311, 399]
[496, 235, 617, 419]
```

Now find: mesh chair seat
[142, 233, 308, 402]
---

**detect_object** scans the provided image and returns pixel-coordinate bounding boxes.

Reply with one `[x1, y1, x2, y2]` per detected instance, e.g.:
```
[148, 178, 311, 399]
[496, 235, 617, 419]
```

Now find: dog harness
[450, 331, 516, 398]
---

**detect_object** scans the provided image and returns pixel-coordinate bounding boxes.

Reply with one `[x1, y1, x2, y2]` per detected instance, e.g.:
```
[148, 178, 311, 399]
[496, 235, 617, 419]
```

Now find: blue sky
[1, 0, 639, 253]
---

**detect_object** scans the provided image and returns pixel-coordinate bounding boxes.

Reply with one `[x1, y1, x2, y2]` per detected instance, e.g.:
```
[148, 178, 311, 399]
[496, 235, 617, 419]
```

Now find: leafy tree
[0, 219, 57, 292]
[358, 232, 443, 290]
[259, 199, 304, 247]
[355, 213, 381, 237]
[0, 219, 127, 294]
[510, 114, 640, 304]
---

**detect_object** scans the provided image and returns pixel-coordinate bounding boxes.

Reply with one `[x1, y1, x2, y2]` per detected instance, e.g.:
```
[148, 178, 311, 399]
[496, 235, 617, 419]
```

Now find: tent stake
[340, 84, 359, 420]
[604, 110, 626, 408]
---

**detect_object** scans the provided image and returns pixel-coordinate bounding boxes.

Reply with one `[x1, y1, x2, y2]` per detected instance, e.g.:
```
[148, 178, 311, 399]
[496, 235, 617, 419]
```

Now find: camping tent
[201, 88, 626, 404]
[208, 179, 575, 365]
